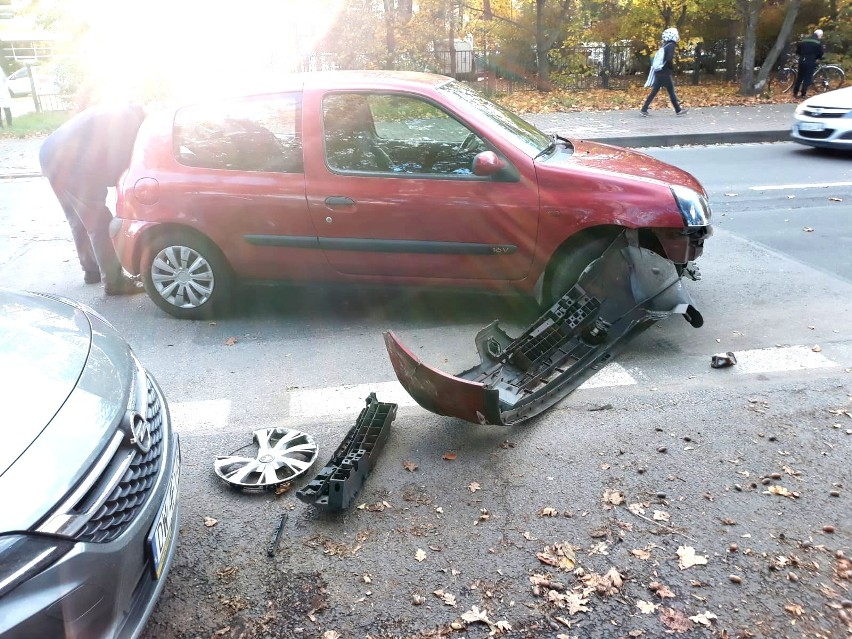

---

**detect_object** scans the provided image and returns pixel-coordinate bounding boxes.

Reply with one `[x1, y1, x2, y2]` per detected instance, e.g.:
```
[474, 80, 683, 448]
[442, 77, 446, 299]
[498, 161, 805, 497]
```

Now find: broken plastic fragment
[385, 230, 702, 425]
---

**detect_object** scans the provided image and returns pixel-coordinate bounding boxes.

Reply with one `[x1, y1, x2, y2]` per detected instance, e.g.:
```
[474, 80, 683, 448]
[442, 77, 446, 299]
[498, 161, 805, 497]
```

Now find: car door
[304, 90, 540, 281]
[170, 93, 320, 280]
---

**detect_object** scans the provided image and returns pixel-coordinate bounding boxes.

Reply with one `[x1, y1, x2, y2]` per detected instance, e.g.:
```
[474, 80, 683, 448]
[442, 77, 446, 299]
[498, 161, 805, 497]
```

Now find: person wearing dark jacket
[39, 102, 146, 295]
[640, 28, 688, 117]
[793, 29, 825, 98]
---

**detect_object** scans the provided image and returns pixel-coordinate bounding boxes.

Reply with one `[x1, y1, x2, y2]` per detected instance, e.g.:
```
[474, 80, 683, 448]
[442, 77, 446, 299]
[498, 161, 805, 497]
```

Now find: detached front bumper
[385, 230, 702, 426]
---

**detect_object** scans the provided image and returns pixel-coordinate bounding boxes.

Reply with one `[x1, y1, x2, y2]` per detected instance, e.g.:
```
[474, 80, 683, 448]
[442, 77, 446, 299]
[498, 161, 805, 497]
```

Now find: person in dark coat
[793, 29, 825, 98]
[640, 27, 689, 117]
[39, 103, 146, 294]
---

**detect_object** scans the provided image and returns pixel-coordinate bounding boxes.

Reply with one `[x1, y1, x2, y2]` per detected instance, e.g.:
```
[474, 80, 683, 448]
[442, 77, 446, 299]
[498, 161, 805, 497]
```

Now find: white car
[5, 67, 58, 97]
[791, 85, 852, 150]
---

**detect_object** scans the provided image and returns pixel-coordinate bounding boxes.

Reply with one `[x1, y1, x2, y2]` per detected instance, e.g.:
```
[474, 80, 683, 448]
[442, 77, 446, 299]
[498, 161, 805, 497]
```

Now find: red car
[113, 71, 711, 319]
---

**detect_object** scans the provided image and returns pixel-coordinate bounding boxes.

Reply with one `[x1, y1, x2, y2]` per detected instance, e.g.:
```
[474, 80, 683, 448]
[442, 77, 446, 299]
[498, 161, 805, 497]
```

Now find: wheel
[545, 234, 618, 307]
[813, 66, 845, 93]
[775, 67, 796, 93]
[141, 230, 232, 319]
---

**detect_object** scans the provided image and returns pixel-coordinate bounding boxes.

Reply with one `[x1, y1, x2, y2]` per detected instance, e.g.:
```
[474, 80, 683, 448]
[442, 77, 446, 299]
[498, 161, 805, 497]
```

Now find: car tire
[141, 230, 233, 320]
[545, 234, 618, 308]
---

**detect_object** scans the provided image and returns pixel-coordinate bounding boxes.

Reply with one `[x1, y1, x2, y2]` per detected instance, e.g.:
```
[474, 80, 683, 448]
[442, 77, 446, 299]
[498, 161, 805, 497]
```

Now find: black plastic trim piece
[318, 237, 517, 255]
[296, 393, 397, 512]
[243, 235, 320, 249]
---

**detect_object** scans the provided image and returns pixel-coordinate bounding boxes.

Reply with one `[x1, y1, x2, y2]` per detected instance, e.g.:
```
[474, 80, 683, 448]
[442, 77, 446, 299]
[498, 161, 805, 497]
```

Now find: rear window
[173, 94, 303, 173]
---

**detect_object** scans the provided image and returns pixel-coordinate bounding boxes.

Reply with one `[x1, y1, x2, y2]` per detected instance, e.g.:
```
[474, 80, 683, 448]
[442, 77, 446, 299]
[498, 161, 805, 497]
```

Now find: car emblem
[129, 412, 153, 453]
[809, 108, 823, 116]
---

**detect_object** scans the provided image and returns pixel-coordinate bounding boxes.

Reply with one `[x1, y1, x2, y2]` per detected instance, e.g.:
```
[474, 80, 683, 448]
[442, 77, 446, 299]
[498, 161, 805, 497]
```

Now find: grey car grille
[75, 375, 165, 543]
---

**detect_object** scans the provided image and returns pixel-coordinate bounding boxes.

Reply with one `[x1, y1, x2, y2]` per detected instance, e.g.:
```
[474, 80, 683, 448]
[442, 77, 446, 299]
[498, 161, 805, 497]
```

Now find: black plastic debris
[385, 229, 704, 425]
[296, 393, 397, 512]
[711, 352, 738, 368]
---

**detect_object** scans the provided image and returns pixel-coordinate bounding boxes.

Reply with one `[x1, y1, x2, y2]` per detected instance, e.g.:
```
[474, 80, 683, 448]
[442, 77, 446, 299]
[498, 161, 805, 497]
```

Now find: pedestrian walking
[793, 29, 825, 98]
[0, 68, 13, 128]
[39, 102, 147, 294]
[640, 28, 688, 117]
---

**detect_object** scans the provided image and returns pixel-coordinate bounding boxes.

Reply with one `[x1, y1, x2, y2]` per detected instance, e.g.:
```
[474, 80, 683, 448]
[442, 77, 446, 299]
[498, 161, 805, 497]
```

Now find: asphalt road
[0, 143, 850, 639]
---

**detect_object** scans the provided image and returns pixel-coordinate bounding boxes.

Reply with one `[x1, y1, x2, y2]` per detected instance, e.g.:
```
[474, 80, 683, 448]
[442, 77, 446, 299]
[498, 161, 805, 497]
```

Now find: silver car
[0, 289, 180, 638]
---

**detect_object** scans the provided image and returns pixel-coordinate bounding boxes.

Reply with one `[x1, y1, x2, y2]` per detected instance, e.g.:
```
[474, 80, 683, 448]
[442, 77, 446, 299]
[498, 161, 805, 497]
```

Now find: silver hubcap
[214, 428, 318, 489]
[151, 245, 214, 309]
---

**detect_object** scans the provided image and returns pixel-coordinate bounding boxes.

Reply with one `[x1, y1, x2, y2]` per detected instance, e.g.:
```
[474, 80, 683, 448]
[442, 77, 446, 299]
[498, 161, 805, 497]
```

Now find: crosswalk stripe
[167, 346, 839, 429]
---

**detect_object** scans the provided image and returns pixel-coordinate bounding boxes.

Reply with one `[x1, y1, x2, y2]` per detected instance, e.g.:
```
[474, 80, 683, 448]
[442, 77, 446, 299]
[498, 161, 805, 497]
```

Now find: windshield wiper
[533, 134, 559, 160]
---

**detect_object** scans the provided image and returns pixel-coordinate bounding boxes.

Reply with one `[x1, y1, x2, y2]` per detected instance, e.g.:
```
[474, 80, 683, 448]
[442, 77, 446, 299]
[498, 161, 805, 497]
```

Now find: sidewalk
[0, 103, 796, 179]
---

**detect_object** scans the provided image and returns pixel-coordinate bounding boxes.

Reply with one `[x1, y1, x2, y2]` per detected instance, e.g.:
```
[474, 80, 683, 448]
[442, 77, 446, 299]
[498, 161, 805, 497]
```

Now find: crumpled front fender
[384, 230, 702, 426]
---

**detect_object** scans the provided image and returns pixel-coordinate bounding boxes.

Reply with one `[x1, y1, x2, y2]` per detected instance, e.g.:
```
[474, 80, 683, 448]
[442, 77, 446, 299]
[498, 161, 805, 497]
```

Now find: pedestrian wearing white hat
[640, 28, 688, 117]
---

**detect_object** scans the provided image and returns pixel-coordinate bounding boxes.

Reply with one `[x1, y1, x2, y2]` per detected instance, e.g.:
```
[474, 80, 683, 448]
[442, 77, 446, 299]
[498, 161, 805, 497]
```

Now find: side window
[174, 95, 303, 173]
[322, 93, 485, 176]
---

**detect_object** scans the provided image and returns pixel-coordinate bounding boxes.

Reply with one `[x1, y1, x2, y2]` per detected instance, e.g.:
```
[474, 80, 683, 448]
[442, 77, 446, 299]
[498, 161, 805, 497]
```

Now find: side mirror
[472, 151, 506, 177]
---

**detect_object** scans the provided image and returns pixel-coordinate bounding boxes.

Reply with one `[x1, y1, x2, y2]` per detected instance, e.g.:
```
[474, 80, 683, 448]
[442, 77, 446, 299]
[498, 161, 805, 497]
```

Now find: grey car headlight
[671, 185, 711, 227]
[0, 533, 75, 597]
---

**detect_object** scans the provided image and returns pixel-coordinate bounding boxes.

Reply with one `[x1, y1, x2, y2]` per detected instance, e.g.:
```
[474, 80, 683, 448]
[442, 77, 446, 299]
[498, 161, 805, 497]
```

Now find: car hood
[0, 290, 132, 531]
[802, 86, 852, 109]
[554, 139, 705, 194]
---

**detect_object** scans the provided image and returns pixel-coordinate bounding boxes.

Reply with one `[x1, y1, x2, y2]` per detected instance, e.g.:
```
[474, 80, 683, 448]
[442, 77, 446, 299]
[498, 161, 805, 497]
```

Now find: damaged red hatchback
[112, 70, 711, 320]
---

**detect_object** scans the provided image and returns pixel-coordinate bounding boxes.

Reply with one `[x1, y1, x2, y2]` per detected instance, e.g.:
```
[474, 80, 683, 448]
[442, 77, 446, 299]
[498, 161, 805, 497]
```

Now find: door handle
[324, 196, 355, 208]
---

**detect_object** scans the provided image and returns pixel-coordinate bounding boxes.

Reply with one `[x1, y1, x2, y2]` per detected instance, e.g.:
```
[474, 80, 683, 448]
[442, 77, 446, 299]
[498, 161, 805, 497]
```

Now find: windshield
[437, 81, 552, 158]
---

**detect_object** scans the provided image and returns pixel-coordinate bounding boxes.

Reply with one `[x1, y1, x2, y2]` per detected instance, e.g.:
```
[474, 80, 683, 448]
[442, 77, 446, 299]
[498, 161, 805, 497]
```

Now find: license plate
[800, 122, 825, 132]
[147, 446, 181, 579]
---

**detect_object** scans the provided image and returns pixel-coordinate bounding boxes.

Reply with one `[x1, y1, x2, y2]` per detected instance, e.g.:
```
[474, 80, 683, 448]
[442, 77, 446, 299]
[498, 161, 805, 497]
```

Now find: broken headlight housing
[671, 185, 711, 228]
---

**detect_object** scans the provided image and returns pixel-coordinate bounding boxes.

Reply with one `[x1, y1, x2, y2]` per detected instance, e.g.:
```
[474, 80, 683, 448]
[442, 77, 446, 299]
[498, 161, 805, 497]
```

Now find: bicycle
[775, 53, 845, 94]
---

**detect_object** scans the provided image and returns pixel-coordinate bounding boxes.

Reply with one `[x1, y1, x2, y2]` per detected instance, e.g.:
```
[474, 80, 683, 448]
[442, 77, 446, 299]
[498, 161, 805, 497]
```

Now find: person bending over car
[39, 102, 147, 295]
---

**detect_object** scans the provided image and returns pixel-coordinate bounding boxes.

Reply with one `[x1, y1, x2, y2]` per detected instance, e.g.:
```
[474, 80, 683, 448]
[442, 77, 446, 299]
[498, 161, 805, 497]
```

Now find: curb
[587, 129, 791, 148]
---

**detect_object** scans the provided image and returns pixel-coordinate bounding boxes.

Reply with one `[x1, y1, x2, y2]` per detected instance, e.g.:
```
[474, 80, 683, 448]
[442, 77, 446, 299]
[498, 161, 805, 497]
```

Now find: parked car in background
[0, 289, 180, 639]
[112, 70, 712, 320]
[791, 86, 852, 150]
[6, 66, 58, 97]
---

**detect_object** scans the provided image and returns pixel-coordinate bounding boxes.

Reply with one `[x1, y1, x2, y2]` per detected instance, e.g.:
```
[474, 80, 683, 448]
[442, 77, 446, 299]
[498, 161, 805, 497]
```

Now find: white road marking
[724, 345, 836, 374]
[169, 399, 232, 434]
[749, 181, 852, 191]
[169, 346, 839, 425]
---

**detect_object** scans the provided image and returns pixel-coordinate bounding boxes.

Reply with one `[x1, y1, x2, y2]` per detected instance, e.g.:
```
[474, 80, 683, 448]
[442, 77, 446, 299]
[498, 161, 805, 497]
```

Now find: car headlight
[0, 533, 75, 598]
[671, 185, 711, 227]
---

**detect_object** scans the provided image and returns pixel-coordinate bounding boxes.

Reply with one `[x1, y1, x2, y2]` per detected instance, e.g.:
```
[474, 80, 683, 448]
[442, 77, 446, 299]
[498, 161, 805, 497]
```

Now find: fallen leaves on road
[637, 600, 659, 614]
[539, 507, 559, 517]
[415, 548, 427, 562]
[784, 603, 804, 616]
[433, 589, 457, 606]
[442, 452, 457, 461]
[322, 632, 341, 639]
[653, 510, 671, 522]
[402, 460, 418, 472]
[468, 481, 481, 493]
[224, 336, 237, 346]
[204, 516, 218, 528]
[603, 489, 625, 507]
[536, 542, 577, 571]
[765, 485, 794, 497]
[631, 548, 652, 560]
[677, 546, 708, 569]
[649, 581, 676, 599]
[460, 606, 512, 636]
[659, 607, 691, 632]
[690, 611, 718, 626]
[580, 567, 624, 596]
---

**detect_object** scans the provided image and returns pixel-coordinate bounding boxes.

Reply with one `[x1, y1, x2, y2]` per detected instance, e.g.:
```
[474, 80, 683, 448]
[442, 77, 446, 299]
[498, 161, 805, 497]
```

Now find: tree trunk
[535, 0, 551, 90]
[725, 19, 738, 81]
[753, 0, 802, 92]
[383, 0, 396, 68]
[737, 0, 762, 95]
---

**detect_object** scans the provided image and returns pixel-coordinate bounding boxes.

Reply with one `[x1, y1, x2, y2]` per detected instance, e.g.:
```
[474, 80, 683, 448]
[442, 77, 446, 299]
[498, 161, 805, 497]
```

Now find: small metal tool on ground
[267, 513, 288, 557]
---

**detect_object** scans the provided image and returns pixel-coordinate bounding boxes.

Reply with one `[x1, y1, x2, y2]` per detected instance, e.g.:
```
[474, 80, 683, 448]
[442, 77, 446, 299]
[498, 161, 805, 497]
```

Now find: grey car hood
[0, 290, 132, 530]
